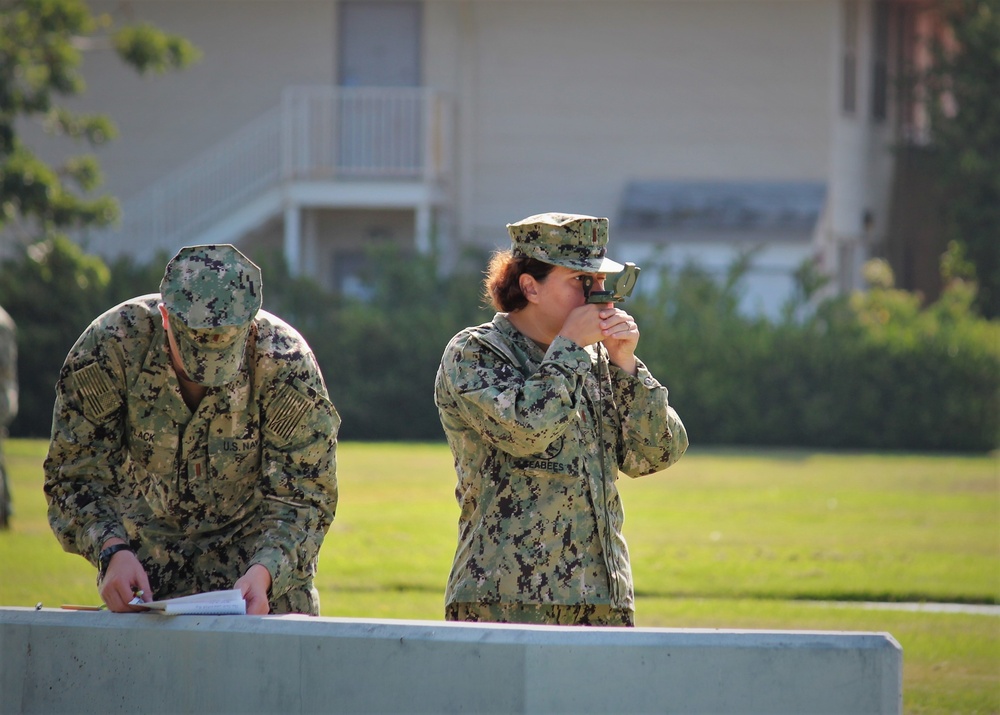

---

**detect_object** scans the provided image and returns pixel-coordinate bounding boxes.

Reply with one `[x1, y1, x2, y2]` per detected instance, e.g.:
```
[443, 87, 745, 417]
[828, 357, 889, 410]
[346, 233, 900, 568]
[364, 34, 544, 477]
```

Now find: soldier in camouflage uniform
[0, 304, 17, 529]
[44, 245, 339, 615]
[435, 213, 688, 626]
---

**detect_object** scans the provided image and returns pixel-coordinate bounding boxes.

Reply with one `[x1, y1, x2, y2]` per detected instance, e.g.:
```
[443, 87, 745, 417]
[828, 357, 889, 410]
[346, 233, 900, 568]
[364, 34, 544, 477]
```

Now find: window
[336, 2, 424, 176]
[334, 250, 375, 301]
[338, 1, 421, 87]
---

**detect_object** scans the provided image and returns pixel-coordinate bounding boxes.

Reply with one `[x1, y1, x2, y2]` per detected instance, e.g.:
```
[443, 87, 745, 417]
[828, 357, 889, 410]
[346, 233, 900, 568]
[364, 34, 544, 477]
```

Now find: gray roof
[618, 180, 826, 234]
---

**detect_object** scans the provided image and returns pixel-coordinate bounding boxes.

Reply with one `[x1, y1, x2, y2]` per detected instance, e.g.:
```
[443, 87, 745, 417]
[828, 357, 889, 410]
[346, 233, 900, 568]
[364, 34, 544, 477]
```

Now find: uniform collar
[133, 327, 249, 416]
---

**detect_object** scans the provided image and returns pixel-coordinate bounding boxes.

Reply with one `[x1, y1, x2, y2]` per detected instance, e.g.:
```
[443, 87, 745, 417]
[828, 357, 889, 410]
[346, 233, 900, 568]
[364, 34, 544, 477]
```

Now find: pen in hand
[61, 588, 145, 611]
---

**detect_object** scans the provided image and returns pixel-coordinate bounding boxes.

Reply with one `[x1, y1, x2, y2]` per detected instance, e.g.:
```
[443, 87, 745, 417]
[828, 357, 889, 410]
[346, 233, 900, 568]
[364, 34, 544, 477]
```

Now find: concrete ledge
[1, 607, 901, 714]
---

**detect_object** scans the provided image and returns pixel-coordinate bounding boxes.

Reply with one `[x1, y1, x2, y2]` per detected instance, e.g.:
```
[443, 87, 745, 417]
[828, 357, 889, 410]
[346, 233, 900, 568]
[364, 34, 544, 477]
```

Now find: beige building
[22, 0, 943, 316]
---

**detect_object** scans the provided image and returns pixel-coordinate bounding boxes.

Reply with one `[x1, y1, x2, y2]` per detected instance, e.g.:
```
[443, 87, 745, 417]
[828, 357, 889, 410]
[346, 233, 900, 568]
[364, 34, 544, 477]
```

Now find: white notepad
[138, 589, 247, 615]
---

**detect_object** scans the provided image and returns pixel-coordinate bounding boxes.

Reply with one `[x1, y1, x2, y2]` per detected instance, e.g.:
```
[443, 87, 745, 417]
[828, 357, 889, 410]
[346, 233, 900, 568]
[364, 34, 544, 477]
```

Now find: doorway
[336, 1, 423, 176]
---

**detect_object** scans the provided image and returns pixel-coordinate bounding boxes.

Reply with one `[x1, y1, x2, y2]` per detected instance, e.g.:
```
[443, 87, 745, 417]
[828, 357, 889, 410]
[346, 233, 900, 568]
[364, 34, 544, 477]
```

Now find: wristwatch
[97, 543, 134, 583]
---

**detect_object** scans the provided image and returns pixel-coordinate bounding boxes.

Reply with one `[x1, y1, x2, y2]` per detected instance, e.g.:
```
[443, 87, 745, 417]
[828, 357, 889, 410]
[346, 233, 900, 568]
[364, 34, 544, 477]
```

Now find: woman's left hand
[598, 306, 639, 375]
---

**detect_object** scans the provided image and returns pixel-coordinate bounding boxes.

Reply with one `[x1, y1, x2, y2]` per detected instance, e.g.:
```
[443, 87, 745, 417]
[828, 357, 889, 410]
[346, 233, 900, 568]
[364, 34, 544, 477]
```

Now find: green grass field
[2, 439, 997, 714]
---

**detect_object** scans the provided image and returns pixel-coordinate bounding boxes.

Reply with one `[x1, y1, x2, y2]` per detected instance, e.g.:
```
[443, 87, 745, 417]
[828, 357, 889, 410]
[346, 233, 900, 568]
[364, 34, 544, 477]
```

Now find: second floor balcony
[85, 86, 454, 261]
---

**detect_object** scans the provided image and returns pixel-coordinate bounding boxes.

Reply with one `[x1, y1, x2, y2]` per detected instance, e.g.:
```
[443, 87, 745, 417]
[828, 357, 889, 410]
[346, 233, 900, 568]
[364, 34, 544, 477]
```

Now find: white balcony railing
[85, 86, 452, 259]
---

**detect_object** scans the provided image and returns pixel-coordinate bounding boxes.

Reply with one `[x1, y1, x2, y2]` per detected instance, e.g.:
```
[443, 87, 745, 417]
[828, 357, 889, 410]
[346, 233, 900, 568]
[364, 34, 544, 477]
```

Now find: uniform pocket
[509, 434, 577, 480]
[206, 433, 262, 517]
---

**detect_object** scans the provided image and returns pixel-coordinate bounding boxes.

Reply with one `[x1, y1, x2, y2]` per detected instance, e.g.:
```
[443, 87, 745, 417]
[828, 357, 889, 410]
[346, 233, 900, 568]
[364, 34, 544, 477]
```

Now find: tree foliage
[270, 244, 492, 441]
[629, 249, 998, 452]
[0, 236, 112, 434]
[0, 0, 199, 242]
[2, 243, 995, 451]
[924, 0, 1000, 318]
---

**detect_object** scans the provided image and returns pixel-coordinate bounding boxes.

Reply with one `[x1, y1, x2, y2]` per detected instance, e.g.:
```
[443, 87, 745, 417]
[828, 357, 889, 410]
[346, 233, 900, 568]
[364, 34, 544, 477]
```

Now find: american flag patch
[267, 383, 311, 443]
[73, 362, 119, 420]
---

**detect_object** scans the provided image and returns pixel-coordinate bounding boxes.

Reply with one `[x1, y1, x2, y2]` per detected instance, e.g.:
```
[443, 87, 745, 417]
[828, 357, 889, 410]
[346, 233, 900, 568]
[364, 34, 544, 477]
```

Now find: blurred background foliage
[0, 239, 996, 450]
[0, 0, 996, 449]
[631, 243, 998, 452]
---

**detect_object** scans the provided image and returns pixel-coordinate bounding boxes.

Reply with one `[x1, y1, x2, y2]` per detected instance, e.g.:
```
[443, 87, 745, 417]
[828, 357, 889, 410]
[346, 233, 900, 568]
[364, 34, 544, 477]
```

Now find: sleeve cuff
[545, 336, 593, 376]
[614, 358, 663, 392]
[250, 547, 288, 597]
[87, 522, 129, 565]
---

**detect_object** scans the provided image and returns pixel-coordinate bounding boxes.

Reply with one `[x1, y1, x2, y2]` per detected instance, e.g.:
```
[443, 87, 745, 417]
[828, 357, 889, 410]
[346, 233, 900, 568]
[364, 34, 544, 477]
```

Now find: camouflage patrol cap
[507, 212, 625, 274]
[160, 244, 262, 386]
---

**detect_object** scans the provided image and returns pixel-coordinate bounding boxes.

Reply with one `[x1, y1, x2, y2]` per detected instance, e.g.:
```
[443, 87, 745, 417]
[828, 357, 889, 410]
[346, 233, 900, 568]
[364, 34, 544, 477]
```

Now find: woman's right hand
[557, 303, 608, 348]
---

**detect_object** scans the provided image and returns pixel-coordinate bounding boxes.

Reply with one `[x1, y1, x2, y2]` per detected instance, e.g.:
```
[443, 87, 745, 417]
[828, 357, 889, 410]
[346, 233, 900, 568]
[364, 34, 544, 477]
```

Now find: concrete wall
[1, 607, 902, 714]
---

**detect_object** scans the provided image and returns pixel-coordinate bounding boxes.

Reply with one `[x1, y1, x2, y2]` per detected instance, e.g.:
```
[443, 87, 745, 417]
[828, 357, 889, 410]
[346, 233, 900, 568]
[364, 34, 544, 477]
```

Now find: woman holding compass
[434, 212, 688, 627]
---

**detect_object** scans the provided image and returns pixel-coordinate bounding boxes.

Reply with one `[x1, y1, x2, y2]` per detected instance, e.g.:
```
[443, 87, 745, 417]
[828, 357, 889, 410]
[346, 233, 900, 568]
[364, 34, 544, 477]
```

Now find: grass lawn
[2, 439, 997, 714]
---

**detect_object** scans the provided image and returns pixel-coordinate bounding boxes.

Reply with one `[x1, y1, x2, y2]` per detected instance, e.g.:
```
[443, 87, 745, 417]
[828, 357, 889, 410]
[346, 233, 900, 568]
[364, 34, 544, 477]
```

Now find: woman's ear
[519, 274, 540, 304]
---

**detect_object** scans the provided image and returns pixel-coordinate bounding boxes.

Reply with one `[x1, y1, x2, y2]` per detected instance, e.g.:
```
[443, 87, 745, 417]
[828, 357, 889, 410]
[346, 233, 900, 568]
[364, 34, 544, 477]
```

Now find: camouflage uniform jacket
[44, 295, 339, 607]
[435, 313, 688, 611]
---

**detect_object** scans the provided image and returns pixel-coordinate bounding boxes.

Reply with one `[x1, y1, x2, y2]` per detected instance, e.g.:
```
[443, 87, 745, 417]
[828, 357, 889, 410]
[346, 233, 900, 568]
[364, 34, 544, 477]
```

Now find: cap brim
[517, 242, 626, 274]
[588, 255, 626, 274]
[169, 315, 249, 386]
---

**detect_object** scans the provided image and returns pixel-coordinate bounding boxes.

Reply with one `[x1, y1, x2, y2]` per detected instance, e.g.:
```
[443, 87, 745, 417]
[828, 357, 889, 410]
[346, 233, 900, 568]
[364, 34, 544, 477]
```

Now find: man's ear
[158, 303, 170, 330]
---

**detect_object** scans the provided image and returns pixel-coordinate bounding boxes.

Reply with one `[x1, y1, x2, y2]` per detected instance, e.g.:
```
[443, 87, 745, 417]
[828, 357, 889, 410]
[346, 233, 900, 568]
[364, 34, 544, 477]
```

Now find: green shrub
[245, 244, 490, 440]
[1, 242, 996, 450]
[0, 237, 113, 436]
[630, 255, 999, 451]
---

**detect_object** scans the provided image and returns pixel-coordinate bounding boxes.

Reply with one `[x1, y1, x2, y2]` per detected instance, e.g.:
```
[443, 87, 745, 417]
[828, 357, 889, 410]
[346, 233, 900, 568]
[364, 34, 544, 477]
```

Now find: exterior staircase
[82, 86, 453, 264]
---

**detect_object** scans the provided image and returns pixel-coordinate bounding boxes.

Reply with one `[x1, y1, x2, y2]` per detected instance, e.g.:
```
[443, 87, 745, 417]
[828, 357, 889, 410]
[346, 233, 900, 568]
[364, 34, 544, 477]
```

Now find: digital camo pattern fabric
[44, 295, 339, 615]
[434, 313, 688, 613]
[506, 212, 624, 274]
[446, 601, 634, 626]
[159, 245, 262, 330]
[159, 244, 263, 387]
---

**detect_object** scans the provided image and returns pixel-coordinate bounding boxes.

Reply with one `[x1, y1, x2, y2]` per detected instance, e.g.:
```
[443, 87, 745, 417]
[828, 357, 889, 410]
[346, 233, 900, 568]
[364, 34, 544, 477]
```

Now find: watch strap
[97, 543, 134, 583]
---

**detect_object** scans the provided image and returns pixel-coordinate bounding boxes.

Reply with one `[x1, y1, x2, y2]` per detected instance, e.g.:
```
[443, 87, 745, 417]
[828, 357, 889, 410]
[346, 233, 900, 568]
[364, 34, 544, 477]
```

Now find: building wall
[824, 0, 901, 294]
[13, 0, 906, 313]
[425, 1, 835, 252]
[25, 1, 337, 203]
[238, 207, 417, 293]
[625, 239, 818, 318]
[309, 208, 417, 293]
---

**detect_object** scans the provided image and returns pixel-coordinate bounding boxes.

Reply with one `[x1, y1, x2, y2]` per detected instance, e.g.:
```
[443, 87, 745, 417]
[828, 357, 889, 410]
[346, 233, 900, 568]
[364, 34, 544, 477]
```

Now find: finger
[105, 582, 133, 612]
[120, 561, 153, 607]
[137, 573, 153, 603]
[236, 580, 250, 598]
[127, 580, 153, 608]
[602, 318, 632, 336]
[245, 593, 269, 615]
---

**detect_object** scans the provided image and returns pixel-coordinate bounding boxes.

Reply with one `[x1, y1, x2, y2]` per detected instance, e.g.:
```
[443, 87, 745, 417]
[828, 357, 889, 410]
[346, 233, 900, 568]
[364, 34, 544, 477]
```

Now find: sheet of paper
[138, 588, 247, 615]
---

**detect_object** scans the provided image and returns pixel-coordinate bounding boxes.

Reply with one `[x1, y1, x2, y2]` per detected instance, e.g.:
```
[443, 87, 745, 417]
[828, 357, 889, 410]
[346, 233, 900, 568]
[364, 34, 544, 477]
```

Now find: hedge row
[631, 261, 999, 451]
[1, 238, 996, 451]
